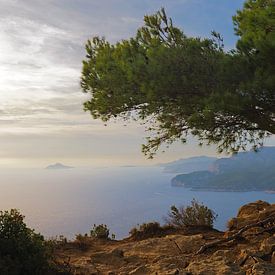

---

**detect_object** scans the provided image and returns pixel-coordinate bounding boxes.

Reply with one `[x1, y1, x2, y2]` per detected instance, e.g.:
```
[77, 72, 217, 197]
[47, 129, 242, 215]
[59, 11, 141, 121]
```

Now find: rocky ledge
[54, 200, 275, 274]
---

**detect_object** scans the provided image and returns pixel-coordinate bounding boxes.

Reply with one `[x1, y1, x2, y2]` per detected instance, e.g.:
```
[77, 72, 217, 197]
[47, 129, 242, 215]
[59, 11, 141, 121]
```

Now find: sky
[0, 0, 274, 168]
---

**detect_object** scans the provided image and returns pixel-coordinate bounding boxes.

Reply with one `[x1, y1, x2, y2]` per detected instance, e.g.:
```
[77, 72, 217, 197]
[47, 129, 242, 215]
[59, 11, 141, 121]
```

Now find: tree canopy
[0, 209, 50, 274]
[81, 0, 275, 158]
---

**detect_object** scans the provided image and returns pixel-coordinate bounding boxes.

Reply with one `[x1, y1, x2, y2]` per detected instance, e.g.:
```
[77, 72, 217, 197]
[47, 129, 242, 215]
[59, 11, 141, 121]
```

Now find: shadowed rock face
[54, 200, 275, 274]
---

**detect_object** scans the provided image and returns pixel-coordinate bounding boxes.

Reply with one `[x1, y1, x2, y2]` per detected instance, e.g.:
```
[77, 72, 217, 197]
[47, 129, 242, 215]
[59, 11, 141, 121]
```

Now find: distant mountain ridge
[159, 156, 217, 173]
[46, 163, 74, 169]
[171, 147, 275, 192]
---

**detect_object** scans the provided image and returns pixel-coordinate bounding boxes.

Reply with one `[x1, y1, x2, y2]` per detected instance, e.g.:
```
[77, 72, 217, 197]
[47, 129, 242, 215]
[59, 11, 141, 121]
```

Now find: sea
[0, 166, 274, 239]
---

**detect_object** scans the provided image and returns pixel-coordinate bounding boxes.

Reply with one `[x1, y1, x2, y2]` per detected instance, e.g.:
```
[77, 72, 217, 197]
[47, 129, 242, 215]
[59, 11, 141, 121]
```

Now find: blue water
[0, 166, 274, 239]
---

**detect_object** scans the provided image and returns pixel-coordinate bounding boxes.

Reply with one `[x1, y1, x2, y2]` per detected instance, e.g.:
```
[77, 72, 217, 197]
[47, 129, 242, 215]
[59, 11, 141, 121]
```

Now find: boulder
[229, 201, 274, 230]
[237, 201, 270, 218]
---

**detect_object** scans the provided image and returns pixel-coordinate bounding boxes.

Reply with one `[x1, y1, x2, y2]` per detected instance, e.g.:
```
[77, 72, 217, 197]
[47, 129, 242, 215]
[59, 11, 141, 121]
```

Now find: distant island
[46, 163, 74, 170]
[171, 147, 275, 192]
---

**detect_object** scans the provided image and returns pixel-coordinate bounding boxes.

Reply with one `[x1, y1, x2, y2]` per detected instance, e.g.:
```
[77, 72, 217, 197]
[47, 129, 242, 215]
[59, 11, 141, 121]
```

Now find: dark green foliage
[129, 222, 174, 240]
[165, 199, 217, 228]
[81, 1, 275, 158]
[233, 0, 275, 74]
[0, 209, 50, 275]
[90, 224, 110, 239]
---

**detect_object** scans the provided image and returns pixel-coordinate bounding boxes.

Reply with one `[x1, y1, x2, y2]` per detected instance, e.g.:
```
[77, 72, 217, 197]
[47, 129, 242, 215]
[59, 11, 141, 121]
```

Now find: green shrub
[129, 222, 173, 240]
[0, 209, 50, 275]
[165, 199, 217, 228]
[90, 224, 110, 239]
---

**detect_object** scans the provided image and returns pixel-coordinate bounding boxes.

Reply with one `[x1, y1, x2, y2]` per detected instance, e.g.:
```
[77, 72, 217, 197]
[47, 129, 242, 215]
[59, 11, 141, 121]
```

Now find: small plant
[129, 222, 173, 240]
[165, 199, 217, 228]
[90, 224, 110, 239]
[75, 233, 90, 251]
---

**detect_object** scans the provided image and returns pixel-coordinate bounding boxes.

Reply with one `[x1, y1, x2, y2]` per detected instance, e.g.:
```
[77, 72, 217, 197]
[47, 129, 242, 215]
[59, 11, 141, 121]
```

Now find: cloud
[1, 0, 261, 167]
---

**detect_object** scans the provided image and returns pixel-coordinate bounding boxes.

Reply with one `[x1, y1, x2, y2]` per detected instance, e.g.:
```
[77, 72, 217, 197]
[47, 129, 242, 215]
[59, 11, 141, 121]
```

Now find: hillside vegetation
[172, 147, 275, 191]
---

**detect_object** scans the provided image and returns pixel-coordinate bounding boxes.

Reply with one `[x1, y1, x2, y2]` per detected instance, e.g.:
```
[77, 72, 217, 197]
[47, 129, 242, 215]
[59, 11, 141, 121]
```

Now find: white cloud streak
[0, 0, 253, 166]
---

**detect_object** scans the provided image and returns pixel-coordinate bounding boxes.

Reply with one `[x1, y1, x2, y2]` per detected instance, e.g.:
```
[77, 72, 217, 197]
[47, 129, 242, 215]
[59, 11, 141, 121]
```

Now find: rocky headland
[170, 147, 275, 192]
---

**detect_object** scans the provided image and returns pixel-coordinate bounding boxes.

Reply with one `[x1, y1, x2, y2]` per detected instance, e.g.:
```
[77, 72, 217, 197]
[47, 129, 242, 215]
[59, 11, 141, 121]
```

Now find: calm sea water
[0, 166, 274, 239]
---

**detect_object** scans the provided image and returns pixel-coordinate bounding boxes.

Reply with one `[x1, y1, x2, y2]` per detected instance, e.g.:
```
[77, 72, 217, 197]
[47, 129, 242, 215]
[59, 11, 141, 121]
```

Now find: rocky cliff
[54, 200, 275, 274]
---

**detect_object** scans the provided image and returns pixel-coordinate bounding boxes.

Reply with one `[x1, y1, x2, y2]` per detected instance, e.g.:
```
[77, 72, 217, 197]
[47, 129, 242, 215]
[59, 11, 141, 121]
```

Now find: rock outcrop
[54, 200, 275, 274]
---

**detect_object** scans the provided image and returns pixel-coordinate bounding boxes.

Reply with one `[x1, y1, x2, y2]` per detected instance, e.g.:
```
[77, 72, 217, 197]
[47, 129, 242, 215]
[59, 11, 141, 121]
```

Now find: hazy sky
[0, 0, 274, 168]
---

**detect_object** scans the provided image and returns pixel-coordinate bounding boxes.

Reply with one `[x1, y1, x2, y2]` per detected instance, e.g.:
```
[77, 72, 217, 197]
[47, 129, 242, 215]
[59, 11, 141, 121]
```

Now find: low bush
[129, 222, 173, 240]
[90, 224, 110, 239]
[0, 209, 51, 274]
[165, 199, 217, 228]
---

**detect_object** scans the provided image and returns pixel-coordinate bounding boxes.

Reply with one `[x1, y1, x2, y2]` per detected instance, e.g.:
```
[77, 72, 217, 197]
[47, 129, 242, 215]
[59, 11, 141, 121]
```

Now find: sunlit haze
[1, 0, 274, 168]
